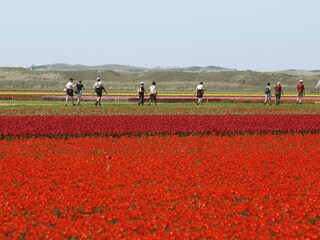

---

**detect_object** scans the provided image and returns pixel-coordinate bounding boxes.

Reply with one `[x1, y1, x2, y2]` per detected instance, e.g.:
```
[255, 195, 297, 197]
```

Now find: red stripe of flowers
[1, 134, 320, 238]
[1, 114, 320, 137]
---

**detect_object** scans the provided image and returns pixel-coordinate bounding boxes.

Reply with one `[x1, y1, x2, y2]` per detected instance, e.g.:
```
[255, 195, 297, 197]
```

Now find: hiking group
[65, 78, 205, 106]
[264, 79, 305, 105]
[137, 81, 157, 106]
[65, 77, 307, 106]
[64, 78, 84, 106]
[65, 77, 107, 106]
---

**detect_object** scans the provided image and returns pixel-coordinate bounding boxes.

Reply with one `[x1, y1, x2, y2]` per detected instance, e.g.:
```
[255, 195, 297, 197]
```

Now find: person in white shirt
[65, 78, 75, 106]
[194, 82, 204, 105]
[92, 77, 107, 106]
[149, 81, 157, 105]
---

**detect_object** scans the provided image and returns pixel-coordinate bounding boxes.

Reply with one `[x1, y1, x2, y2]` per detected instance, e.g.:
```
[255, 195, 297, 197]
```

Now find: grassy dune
[1, 67, 320, 94]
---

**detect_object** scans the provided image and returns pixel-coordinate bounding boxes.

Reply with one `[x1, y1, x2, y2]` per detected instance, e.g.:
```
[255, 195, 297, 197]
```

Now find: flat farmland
[0, 99, 319, 239]
[1, 99, 320, 116]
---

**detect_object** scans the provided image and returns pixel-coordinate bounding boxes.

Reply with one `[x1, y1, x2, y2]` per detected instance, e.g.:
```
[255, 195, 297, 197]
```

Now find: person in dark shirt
[137, 82, 146, 105]
[274, 82, 283, 105]
[263, 82, 272, 105]
[296, 80, 305, 104]
[75, 80, 84, 106]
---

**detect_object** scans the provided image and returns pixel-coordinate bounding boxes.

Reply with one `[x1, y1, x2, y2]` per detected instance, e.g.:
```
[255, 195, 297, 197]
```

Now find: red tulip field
[0, 101, 319, 239]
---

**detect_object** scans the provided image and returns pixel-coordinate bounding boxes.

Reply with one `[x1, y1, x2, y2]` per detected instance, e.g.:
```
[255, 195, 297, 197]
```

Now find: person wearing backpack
[194, 81, 204, 105]
[263, 82, 272, 105]
[92, 77, 107, 106]
[65, 78, 76, 106]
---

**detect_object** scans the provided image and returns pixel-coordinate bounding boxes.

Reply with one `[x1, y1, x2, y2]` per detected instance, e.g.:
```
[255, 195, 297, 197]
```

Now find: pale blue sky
[1, 0, 319, 71]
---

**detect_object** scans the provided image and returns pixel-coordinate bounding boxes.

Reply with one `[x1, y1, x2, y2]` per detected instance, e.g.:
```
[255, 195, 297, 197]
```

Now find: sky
[1, 0, 320, 71]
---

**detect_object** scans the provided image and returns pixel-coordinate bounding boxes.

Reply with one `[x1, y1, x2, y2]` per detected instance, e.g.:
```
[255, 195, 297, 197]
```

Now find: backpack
[197, 89, 204, 97]
[95, 82, 103, 94]
[265, 87, 270, 94]
[96, 87, 103, 94]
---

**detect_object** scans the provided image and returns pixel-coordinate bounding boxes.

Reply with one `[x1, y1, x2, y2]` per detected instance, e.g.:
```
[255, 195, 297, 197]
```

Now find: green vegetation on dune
[0, 66, 319, 94]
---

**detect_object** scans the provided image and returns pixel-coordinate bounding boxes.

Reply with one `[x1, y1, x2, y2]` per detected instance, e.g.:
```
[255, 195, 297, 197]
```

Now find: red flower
[1, 134, 319, 238]
[1, 114, 320, 137]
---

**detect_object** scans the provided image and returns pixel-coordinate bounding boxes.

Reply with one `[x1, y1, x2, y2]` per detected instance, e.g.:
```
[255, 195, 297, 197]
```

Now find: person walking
[264, 82, 272, 105]
[194, 82, 204, 105]
[274, 82, 283, 105]
[75, 80, 84, 106]
[296, 79, 305, 104]
[137, 82, 146, 105]
[148, 81, 157, 105]
[92, 77, 107, 106]
[65, 78, 75, 106]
